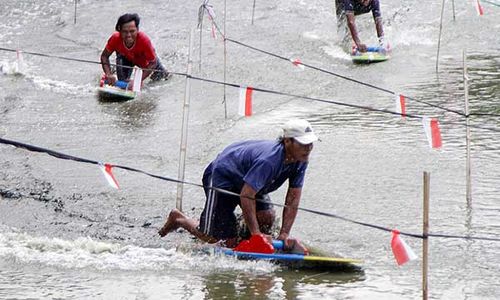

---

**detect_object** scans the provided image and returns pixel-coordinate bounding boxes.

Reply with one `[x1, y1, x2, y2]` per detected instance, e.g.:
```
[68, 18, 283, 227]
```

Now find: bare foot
[158, 209, 184, 237]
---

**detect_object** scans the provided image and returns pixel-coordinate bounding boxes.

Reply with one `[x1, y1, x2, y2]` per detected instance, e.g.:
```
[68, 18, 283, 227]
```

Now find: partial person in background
[335, 0, 387, 52]
[100, 13, 170, 87]
[159, 119, 319, 254]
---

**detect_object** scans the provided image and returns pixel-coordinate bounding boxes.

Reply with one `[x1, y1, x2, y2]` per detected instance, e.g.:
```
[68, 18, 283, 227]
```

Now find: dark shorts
[115, 53, 168, 81]
[344, 0, 381, 17]
[336, 0, 381, 19]
[198, 169, 273, 240]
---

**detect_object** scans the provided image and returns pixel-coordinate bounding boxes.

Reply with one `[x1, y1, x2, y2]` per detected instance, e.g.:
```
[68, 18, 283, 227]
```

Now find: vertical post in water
[199, 11, 204, 72]
[464, 50, 472, 202]
[451, 0, 456, 21]
[176, 28, 194, 212]
[436, 0, 446, 72]
[251, 0, 257, 25]
[74, 0, 77, 24]
[223, 0, 228, 119]
[422, 172, 430, 300]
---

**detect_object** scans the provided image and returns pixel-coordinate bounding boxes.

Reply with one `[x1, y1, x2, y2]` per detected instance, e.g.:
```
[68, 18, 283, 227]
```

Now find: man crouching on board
[100, 13, 169, 88]
[159, 119, 318, 254]
[336, 0, 387, 52]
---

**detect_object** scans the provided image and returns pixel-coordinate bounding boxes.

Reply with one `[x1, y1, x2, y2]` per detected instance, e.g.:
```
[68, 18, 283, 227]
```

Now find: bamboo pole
[436, 0, 446, 72]
[199, 15, 203, 72]
[464, 50, 472, 202]
[422, 172, 430, 300]
[223, 0, 228, 119]
[251, 0, 257, 25]
[176, 28, 195, 212]
[451, 0, 456, 21]
[74, 0, 77, 24]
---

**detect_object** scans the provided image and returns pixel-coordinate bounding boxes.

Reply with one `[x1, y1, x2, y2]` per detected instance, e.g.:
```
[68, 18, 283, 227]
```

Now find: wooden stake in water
[251, 0, 257, 25]
[436, 0, 446, 72]
[423, 171, 430, 300]
[176, 28, 195, 212]
[223, 0, 228, 119]
[463, 50, 472, 202]
[199, 15, 203, 72]
[451, 0, 456, 21]
[74, 0, 77, 24]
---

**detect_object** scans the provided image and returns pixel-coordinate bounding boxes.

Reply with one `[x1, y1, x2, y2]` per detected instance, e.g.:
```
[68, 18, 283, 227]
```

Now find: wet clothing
[115, 53, 167, 81]
[198, 140, 308, 240]
[105, 31, 156, 68]
[105, 31, 168, 81]
[342, 0, 381, 19]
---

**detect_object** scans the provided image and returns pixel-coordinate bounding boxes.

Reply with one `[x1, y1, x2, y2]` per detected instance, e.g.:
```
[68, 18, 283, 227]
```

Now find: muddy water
[1, 0, 500, 299]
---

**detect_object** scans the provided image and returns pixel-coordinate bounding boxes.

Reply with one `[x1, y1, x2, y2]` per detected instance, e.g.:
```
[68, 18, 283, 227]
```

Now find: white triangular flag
[422, 117, 442, 149]
[475, 0, 484, 16]
[99, 163, 119, 189]
[210, 23, 217, 39]
[132, 67, 142, 92]
[14, 50, 25, 74]
[205, 4, 216, 19]
[290, 58, 305, 70]
[391, 230, 417, 266]
[238, 86, 253, 117]
[395, 93, 406, 118]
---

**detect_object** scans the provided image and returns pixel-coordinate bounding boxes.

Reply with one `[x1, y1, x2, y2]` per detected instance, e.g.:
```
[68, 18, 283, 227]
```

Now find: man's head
[281, 119, 318, 162]
[115, 13, 140, 47]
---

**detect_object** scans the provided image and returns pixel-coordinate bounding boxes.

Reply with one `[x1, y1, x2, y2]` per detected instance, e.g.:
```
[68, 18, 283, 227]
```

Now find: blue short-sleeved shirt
[204, 140, 308, 195]
[343, 0, 381, 18]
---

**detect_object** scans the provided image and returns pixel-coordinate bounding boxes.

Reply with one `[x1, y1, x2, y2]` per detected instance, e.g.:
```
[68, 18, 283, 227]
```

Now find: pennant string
[4, 136, 500, 243]
[4, 44, 500, 126]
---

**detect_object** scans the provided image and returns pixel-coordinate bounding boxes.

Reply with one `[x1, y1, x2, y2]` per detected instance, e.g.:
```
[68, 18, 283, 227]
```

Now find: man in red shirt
[100, 13, 169, 87]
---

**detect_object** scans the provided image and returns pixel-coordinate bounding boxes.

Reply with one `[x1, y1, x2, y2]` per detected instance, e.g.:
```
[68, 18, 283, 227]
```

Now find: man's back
[206, 140, 308, 195]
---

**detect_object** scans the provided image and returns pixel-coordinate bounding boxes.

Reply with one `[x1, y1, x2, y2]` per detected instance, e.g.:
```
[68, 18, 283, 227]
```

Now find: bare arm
[375, 17, 384, 38]
[240, 183, 261, 236]
[346, 13, 365, 51]
[278, 187, 302, 240]
[100, 48, 113, 78]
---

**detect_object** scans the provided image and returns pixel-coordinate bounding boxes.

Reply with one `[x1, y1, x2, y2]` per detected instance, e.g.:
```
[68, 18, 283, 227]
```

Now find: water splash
[0, 229, 276, 274]
[28, 75, 94, 96]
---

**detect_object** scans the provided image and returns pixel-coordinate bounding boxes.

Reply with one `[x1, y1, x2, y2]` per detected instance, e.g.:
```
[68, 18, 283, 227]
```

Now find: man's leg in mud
[158, 208, 217, 243]
[115, 53, 134, 81]
[257, 209, 276, 235]
[149, 57, 171, 81]
[256, 194, 276, 235]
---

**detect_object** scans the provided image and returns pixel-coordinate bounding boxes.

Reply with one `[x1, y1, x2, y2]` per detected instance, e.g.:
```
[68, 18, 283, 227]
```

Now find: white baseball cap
[282, 119, 318, 145]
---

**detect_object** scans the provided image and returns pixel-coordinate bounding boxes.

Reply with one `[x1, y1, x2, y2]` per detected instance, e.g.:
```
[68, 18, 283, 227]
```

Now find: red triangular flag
[422, 117, 442, 149]
[475, 0, 484, 16]
[15, 50, 25, 74]
[238, 86, 253, 117]
[205, 5, 217, 39]
[210, 23, 217, 39]
[99, 163, 119, 189]
[290, 58, 305, 70]
[395, 93, 406, 118]
[391, 230, 417, 266]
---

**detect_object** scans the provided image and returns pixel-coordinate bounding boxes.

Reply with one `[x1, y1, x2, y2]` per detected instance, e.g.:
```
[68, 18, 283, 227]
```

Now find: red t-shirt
[105, 31, 156, 68]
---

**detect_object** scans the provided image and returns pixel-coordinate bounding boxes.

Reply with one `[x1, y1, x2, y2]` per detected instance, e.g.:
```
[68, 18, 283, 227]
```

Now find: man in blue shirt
[336, 0, 386, 52]
[159, 119, 318, 253]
